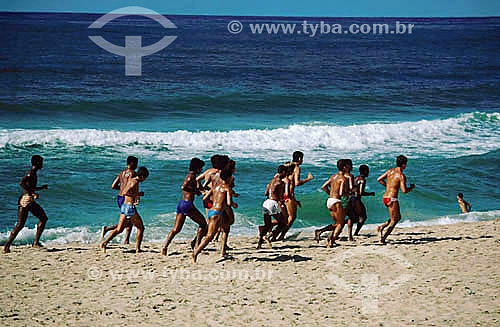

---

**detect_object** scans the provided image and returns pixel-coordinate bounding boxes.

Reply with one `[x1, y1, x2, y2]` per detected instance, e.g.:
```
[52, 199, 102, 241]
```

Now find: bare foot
[379, 239, 386, 245]
[32, 243, 44, 248]
[100, 226, 106, 240]
[161, 247, 167, 256]
[377, 226, 384, 240]
[135, 248, 144, 254]
[348, 237, 354, 242]
[123, 239, 130, 245]
[3, 247, 10, 254]
[100, 243, 107, 254]
[327, 240, 338, 248]
[314, 230, 321, 243]
[264, 235, 272, 249]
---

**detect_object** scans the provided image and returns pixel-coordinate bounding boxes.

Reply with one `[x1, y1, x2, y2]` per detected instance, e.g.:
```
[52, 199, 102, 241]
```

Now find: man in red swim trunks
[376, 155, 415, 244]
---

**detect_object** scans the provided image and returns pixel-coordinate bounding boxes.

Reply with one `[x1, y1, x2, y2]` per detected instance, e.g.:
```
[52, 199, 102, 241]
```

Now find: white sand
[1, 219, 499, 326]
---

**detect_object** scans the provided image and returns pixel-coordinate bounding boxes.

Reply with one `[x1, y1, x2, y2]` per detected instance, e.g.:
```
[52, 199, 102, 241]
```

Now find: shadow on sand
[243, 254, 312, 262]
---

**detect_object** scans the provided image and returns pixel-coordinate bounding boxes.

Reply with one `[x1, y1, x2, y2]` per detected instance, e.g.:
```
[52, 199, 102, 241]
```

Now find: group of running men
[258, 152, 415, 248]
[3, 152, 416, 259]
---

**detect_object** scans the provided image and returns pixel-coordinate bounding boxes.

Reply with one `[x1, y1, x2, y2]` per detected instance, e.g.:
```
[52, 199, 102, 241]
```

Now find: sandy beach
[1, 219, 498, 327]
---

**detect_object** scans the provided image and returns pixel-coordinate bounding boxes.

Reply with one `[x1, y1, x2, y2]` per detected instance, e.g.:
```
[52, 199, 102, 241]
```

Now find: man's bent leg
[188, 207, 208, 249]
[347, 218, 354, 241]
[3, 207, 29, 253]
[354, 202, 367, 236]
[381, 202, 401, 244]
[161, 213, 186, 255]
[101, 225, 117, 240]
[131, 214, 144, 253]
[101, 215, 128, 253]
[330, 205, 345, 247]
[257, 214, 273, 249]
[123, 223, 133, 244]
[193, 216, 221, 263]
[30, 202, 48, 248]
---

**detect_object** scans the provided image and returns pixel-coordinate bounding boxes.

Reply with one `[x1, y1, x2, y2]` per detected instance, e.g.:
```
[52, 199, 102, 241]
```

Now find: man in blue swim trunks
[101, 166, 149, 254]
[192, 166, 237, 263]
[101, 156, 138, 244]
[161, 158, 208, 256]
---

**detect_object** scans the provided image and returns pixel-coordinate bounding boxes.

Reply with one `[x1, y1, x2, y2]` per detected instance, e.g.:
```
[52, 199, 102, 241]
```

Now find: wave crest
[1, 112, 498, 164]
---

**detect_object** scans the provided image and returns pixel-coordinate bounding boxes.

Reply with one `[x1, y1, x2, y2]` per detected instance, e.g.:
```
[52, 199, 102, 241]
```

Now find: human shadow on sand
[243, 254, 312, 262]
[123, 249, 160, 254]
[387, 234, 493, 245]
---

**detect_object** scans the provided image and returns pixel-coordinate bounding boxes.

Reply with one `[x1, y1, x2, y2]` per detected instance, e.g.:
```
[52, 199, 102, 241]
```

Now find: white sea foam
[0, 211, 258, 246]
[1, 112, 498, 164]
[361, 210, 500, 230]
[1, 210, 497, 245]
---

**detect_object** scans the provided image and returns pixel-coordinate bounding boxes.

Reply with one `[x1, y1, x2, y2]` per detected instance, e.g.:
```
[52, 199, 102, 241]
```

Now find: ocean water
[0, 13, 499, 245]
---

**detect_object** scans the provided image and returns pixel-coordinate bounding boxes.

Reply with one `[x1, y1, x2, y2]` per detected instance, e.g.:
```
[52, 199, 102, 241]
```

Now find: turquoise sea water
[0, 14, 499, 244]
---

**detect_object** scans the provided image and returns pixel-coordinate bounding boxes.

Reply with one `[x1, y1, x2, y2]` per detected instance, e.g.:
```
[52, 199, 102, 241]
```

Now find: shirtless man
[457, 193, 472, 213]
[314, 159, 354, 242]
[192, 167, 237, 262]
[347, 164, 375, 240]
[275, 151, 313, 240]
[192, 155, 229, 247]
[376, 155, 415, 244]
[258, 165, 287, 249]
[196, 155, 225, 219]
[320, 159, 350, 247]
[101, 166, 149, 254]
[4, 155, 49, 253]
[101, 156, 137, 244]
[218, 159, 239, 251]
[161, 158, 208, 255]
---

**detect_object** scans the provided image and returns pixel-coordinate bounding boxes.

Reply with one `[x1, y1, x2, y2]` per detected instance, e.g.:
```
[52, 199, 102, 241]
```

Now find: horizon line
[0, 11, 499, 19]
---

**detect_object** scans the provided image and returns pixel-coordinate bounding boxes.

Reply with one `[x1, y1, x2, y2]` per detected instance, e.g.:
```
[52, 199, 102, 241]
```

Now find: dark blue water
[0, 13, 499, 244]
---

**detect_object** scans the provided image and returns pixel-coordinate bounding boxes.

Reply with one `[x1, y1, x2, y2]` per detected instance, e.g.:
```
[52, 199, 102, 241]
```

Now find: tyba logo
[88, 6, 177, 76]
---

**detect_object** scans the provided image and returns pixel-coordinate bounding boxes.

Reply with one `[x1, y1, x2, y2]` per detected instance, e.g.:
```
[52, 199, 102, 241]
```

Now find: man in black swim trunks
[346, 164, 375, 240]
[4, 155, 49, 253]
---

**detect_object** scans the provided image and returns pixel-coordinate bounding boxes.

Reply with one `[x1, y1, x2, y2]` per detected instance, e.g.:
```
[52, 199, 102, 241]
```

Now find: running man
[191, 155, 228, 247]
[320, 159, 350, 247]
[4, 155, 49, 253]
[292, 151, 314, 187]
[347, 164, 376, 240]
[192, 167, 237, 262]
[258, 165, 288, 249]
[314, 159, 353, 243]
[196, 155, 225, 219]
[376, 155, 415, 244]
[457, 193, 472, 213]
[101, 167, 149, 254]
[271, 163, 299, 241]
[275, 151, 313, 240]
[217, 159, 239, 252]
[161, 158, 208, 255]
[101, 156, 137, 244]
